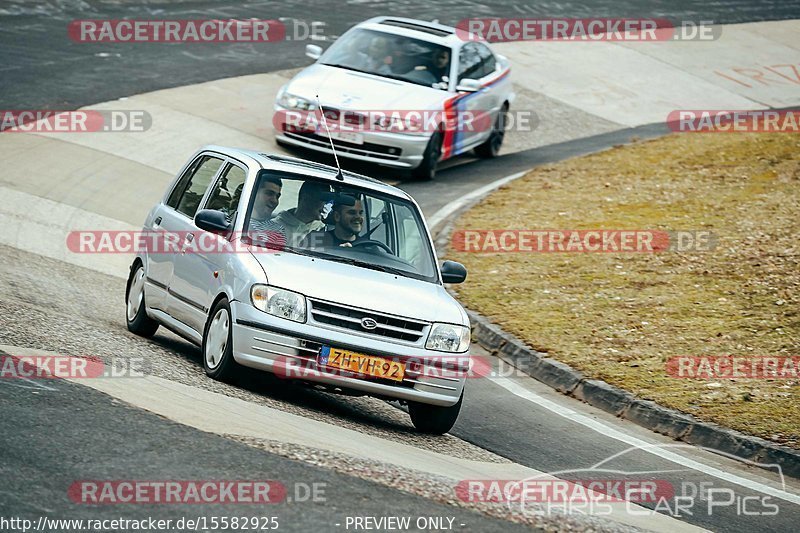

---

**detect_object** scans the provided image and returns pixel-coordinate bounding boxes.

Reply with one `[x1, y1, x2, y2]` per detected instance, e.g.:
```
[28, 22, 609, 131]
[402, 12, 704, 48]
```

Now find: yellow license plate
[319, 346, 405, 382]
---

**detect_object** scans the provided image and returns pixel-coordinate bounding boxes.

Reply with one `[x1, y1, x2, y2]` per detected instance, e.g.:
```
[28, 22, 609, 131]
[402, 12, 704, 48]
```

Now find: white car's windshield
[243, 171, 438, 283]
[319, 28, 452, 90]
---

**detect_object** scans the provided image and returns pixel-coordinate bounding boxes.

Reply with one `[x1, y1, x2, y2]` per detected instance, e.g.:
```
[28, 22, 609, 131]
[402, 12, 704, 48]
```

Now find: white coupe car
[273, 17, 514, 180]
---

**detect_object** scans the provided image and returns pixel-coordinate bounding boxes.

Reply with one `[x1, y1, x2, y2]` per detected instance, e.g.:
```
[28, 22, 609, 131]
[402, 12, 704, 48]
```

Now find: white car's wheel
[475, 104, 508, 158]
[202, 298, 241, 382]
[408, 391, 463, 434]
[125, 263, 159, 338]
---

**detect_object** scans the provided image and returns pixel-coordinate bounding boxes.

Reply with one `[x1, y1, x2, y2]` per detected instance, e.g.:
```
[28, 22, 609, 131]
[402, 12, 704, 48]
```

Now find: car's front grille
[308, 298, 428, 343]
[282, 130, 403, 160]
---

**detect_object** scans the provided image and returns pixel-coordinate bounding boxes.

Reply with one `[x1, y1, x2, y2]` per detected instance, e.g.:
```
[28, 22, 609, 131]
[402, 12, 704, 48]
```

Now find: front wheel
[408, 391, 463, 434]
[126, 263, 159, 338]
[474, 104, 508, 158]
[202, 298, 241, 382]
[411, 130, 443, 181]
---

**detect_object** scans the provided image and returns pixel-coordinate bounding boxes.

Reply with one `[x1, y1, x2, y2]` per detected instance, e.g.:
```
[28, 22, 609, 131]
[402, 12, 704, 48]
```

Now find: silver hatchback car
[126, 146, 471, 433]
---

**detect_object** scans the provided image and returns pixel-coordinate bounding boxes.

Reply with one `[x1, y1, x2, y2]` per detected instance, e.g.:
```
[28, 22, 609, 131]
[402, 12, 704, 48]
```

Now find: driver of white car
[304, 193, 365, 248]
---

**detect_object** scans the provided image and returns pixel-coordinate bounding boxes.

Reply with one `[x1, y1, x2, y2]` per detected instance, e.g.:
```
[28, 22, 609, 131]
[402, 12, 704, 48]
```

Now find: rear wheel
[408, 391, 463, 434]
[474, 104, 508, 158]
[126, 263, 159, 338]
[411, 130, 443, 181]
[202, 298, 241, 382]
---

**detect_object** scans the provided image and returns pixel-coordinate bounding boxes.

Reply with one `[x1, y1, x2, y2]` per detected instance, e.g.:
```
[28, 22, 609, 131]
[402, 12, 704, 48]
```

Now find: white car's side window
[168, 155, 224, 218]
[204, 163, 248, 219]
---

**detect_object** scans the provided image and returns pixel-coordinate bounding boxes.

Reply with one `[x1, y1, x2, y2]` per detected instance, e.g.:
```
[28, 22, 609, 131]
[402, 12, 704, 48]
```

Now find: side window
[166, 156, 203, 209]
[204, 163, 248, 220]
[172, 156, 224, 217]
[458, 43, 485, 83]
[365, 196, 390, 246]
[394, 204, 428, 271]
[475, 43, 496, 78]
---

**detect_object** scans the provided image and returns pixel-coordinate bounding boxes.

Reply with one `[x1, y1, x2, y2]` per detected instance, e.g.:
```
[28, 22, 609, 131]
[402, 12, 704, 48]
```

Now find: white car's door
[157, 154, 224, 329]
[145, 155, 222, 312]
[167, 160, 249, 333]
[453, 42, 502, 153]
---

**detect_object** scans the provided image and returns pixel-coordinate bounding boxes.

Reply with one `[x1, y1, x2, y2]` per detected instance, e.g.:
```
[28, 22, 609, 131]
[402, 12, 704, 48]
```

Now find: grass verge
[447, 133, 799, 448]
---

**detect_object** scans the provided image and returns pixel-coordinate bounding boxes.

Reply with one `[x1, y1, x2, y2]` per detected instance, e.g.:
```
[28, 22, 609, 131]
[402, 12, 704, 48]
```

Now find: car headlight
[425, 323, 470, 352]
[251, 285, 306, 323]
[278, 92, 315, 111]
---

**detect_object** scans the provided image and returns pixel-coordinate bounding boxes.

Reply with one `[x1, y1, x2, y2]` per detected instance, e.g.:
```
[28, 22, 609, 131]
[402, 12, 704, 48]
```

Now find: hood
[249, 249, 466, 325]
[285, 64, 448, 111]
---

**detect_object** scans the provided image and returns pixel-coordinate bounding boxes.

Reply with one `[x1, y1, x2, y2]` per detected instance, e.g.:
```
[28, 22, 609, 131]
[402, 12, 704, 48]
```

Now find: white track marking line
[489, 375, 800, 505]
[428, 171, 526, 230]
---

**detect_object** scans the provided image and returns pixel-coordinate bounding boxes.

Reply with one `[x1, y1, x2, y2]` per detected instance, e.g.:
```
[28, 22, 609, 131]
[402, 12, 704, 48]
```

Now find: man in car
[427, 48, 451, 82]
[305, 194, 365, 248]
[247, 175, 286, 248]
[272, 180, 334, 247]
[249, 175, 282, 228]
[356, 34, 393, 74]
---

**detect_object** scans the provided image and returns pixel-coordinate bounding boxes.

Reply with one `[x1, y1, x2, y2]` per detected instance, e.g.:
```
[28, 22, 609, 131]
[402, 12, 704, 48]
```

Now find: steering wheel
[351, 239, 393, 254]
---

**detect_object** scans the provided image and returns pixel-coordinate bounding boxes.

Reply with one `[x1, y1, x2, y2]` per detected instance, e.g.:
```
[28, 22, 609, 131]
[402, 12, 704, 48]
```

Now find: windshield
[243, 171, 438, 283]
[319, 28, 452, 90]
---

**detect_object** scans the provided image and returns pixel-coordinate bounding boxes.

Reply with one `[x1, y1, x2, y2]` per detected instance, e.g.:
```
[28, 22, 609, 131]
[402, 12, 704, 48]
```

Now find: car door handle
[153, 216, 162, 227]
[185, 233, 194, 242]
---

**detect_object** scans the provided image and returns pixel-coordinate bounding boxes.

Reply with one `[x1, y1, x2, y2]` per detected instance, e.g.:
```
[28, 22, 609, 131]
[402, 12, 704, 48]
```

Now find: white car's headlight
[425, 323, 470, 352]
[251, 285, 306, 323]
[278, 92, 315, 111]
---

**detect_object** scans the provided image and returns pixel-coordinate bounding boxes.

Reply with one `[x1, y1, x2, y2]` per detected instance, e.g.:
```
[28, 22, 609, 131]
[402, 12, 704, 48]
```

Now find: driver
[427, 48, 450, 81]
[305, 194, 365, 248]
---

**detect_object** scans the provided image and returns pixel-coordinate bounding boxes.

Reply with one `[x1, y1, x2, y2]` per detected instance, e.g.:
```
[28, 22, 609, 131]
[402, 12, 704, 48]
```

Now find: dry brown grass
[447, 133, 800, 447]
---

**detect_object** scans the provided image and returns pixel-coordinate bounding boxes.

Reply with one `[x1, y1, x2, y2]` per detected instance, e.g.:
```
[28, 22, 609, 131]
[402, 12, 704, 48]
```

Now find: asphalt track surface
[2, 1, 800, 532]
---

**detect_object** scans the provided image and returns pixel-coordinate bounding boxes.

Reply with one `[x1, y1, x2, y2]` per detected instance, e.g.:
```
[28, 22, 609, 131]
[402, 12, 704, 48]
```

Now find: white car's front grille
[308, 298, 428, 343]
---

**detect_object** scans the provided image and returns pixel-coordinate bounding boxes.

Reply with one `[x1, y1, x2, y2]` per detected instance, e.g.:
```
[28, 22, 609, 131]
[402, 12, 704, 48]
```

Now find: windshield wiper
[320, 63, 372, 75]
[334, 257, 409, 277]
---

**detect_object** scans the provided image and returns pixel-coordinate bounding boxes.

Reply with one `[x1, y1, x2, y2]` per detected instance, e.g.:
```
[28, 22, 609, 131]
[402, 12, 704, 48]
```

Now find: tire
[126, 263, 159, 338]
[408, 391, 463, 434]
[411, 130, 443, 181]
[474, 104, 508, 158]
[202, 298, 241, 382]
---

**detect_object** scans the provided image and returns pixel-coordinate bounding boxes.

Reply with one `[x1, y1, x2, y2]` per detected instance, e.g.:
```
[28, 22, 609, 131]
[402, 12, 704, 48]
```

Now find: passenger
[249, 175, 282, 228]
[272, 180, 334, 247]
[306, 195, 365, 248]
[356, 35, 393, 74]
[248, 175, 286, 247]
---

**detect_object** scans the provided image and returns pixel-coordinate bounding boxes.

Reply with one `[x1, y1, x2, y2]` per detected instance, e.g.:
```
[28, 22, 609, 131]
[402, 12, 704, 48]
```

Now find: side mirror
[456, 79, 481, 93]
[306, 44, 323, 60]
[441, 260, 467, 284]
[195, 209, 231, 233]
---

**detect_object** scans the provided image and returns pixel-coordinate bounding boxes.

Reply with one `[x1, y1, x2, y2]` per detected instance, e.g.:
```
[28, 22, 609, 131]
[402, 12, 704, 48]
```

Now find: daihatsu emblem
[361, 317, 378, 330]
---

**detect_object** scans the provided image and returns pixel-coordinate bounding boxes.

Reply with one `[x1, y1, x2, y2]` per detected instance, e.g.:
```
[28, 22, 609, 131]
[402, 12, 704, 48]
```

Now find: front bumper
[231, 301, 466, 406]
[273, 105, 431, 169]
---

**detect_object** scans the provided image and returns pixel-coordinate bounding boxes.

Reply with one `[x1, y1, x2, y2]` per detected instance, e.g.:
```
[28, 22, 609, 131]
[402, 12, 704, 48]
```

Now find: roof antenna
[315, 94, 345, 181]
